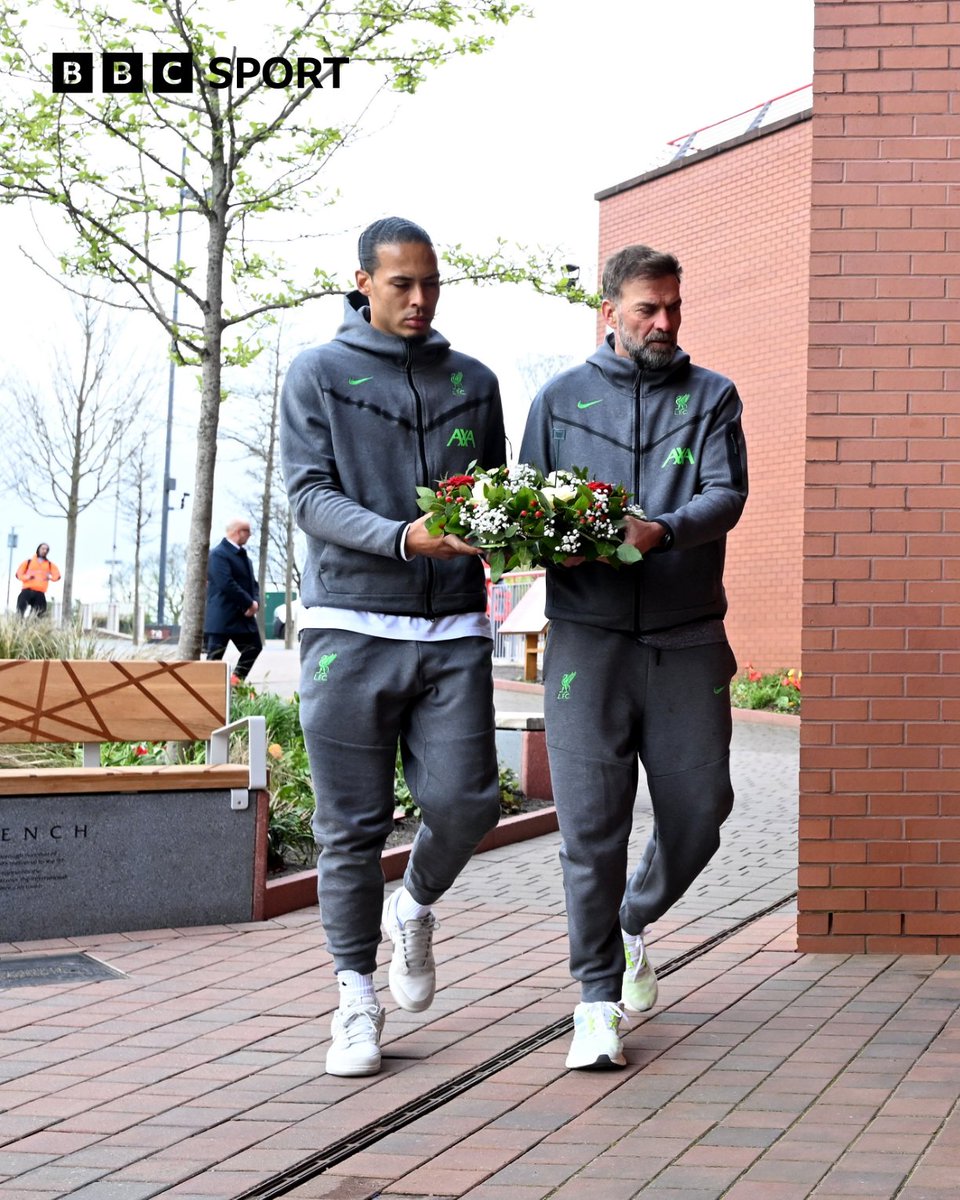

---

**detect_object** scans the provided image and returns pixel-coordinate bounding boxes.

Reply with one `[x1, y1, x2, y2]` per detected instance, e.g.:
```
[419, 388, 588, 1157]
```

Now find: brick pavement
[2, 714, 959, 1199]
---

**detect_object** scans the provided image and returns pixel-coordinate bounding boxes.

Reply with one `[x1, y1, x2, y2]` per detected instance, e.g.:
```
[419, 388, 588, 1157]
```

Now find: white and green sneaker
[565, 1001, 627, 1070]
[622, 931, 658, 1013]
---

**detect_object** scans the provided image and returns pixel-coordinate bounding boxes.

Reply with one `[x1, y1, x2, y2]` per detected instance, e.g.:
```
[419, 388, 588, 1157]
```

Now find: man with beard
[519, 244, 748, 1070]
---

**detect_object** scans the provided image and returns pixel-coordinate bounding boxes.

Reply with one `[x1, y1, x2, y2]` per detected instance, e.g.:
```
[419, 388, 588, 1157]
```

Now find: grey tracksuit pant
[299, 627, 501, 975]
[543, 619, 737, 1002]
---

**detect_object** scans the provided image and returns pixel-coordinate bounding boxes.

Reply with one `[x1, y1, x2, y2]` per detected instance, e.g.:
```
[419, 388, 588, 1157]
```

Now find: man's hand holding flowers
[416, 464, 645, 582]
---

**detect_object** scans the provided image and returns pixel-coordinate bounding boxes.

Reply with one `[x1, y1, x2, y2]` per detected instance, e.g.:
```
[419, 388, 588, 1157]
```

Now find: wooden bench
[0, 659, 268, 941]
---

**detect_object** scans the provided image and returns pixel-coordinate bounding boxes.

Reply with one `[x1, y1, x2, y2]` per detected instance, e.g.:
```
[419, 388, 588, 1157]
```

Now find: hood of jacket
[333, 290, 452, 366]
[585, 332, 691, 393]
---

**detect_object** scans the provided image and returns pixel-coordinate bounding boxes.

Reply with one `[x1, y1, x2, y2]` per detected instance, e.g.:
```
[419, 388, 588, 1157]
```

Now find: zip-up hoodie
[281, 292, 506, 616]
[519, 333, 748, 634]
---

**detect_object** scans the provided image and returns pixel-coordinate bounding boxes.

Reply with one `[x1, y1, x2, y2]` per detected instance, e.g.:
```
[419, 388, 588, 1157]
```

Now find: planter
[262, 805, 559, 920]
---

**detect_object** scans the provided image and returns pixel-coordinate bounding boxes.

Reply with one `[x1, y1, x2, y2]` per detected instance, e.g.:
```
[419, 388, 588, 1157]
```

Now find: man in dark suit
[203, 518, 262, 681]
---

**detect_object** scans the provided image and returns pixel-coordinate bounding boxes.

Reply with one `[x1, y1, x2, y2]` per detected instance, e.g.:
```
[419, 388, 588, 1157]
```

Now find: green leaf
[616, 544, 642, 564]
[488, 550, 506, 583]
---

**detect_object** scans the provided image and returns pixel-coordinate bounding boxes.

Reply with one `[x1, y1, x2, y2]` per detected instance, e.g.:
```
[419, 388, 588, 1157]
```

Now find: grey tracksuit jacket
[281, 292, 507, 617]
[519, 334, 748, 634]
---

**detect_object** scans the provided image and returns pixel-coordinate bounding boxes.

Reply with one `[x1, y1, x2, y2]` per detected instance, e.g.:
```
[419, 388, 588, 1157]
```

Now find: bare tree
[141, 544, 188, 627]
[516, 353, 578, 403]
[1, 299, 154, 622]
[119, 434, 157, 644]
[223, 328, 297, 641]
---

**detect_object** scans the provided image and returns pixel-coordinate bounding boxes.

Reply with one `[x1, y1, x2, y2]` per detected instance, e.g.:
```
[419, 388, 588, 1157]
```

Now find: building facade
[596, 109, 812, 674]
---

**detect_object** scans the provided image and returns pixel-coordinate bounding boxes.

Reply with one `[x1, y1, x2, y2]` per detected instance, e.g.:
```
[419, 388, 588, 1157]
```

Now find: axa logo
[51, 51, 348, 94]
[450, 371, 466, 396]
[662, 447, 695, 467]
[447, 428, 475, 447]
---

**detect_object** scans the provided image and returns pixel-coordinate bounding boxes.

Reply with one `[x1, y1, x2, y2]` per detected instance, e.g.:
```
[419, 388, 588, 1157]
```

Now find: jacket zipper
[633, 369, 644, 635]
[405, 343, 436, 618]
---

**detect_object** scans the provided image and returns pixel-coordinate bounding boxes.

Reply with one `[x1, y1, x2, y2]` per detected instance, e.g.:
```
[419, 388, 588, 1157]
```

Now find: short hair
[601, 244, 683, 303]
[357, 217, 434, 274]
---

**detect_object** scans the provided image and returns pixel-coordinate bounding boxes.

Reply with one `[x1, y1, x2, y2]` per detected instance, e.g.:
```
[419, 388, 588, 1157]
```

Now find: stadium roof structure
[595, 83, 813, 201]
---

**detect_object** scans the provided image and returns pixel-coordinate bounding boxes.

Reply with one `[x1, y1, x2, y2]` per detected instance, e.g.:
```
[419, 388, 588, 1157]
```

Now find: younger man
[281, 218, 506, 1076]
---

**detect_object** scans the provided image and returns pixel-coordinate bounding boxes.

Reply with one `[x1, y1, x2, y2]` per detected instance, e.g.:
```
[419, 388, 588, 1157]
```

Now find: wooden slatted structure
[0, 659, 229, 745]
[0, 659, 258, 794]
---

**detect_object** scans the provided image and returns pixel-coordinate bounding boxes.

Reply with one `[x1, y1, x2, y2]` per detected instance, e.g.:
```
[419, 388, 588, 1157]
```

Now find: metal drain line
[234, 891, 798, 1200]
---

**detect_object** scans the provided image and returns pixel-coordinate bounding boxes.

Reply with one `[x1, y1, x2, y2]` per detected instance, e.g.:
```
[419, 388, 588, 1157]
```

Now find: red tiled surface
[2, 719, 959, 1199]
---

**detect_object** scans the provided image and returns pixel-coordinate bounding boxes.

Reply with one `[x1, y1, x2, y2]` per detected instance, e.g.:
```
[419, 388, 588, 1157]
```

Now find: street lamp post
[6, 528, 18, 612]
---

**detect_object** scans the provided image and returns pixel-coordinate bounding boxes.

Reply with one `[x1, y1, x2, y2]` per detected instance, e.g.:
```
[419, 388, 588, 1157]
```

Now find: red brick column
[799, 0, 960, 951]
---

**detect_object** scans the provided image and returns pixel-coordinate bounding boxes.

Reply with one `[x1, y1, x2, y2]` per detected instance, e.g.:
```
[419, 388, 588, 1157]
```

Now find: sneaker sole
[388, 982, 434, 1013]
[565, 1051, 626, 1070]
[325, 1052, 381, 1077]
[621, 995, 657, 1014]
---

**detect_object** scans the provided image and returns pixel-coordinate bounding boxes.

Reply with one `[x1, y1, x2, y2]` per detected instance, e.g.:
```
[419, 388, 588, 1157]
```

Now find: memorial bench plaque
[0, 788, 261, 941]
[0, 952, 125, 989]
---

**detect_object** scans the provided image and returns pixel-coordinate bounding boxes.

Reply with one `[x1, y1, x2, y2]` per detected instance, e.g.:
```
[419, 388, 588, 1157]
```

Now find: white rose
[542, 484, 577, 504]
[471, 478, 491, 506]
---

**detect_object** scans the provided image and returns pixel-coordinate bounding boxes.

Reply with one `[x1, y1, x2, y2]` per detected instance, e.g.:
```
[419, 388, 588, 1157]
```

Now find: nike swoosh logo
[348, 376, 373, 386]
[713, 685, 727, 694]
[577, 399, 603, 409]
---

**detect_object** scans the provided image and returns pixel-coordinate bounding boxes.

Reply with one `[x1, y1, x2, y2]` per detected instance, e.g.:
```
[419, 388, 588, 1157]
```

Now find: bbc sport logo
[51, 52, 349, 94]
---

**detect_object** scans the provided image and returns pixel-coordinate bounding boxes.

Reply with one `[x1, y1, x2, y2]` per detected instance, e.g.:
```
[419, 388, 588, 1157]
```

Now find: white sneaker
[622, 932, 658, 1013]
[325, 1002, 385, 1076]
[565, 1001, 627, 1070]
[382, 889, 437, 1012]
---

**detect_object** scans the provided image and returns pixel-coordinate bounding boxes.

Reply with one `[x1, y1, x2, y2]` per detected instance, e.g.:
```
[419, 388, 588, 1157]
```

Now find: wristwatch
[658, 525, 673, 550]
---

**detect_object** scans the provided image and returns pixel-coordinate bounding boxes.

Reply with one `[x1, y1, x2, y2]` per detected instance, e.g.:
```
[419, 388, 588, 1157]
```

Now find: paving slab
[2, 705, 957, 1199]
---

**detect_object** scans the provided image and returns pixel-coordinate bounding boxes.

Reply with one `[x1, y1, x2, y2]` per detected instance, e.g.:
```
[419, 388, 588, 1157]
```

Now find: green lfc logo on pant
[557, 671, 577, 700]
[314, 653, 338, 681]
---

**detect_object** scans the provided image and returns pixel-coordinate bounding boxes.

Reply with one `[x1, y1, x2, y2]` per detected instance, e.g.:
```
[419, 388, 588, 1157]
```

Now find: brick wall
[597, 120, 812, 673]
[799, 0, 960, 952]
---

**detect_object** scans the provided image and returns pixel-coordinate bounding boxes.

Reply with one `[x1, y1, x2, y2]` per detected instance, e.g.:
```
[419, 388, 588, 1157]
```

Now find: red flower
[135, 744, 149, 756]
[747, 666, 762, 683]
[587, 481, 612, 492]
[444, 474, 475, 488]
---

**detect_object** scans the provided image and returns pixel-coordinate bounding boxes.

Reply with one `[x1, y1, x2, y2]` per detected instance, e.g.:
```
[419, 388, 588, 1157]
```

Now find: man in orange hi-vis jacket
[15, 543, 61, 618]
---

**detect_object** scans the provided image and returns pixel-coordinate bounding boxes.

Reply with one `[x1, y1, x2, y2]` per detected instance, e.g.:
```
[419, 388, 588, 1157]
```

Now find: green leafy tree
[0, 0, 555, 658]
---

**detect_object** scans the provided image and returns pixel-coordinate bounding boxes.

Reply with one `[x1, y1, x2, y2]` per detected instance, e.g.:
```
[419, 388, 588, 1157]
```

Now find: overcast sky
[1, 0, 814, 608]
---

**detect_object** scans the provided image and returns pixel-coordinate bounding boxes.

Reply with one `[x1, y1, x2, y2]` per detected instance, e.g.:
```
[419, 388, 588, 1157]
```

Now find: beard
[619, 326, 676, 370]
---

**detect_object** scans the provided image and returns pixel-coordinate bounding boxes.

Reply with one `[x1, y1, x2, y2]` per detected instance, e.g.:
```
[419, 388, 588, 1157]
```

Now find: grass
[0, 615, 103, 661]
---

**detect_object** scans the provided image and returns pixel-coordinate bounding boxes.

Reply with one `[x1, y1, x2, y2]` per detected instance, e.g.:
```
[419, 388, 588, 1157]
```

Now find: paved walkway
[1, 688, 958, 1198]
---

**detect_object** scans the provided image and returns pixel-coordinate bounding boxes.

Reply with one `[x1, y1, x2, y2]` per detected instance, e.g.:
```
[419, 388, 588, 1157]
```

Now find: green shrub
[730, 666, 802, 713]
